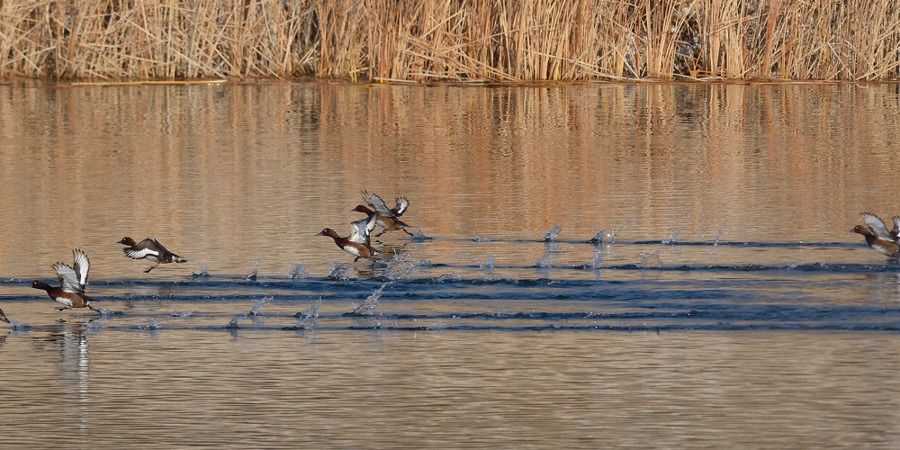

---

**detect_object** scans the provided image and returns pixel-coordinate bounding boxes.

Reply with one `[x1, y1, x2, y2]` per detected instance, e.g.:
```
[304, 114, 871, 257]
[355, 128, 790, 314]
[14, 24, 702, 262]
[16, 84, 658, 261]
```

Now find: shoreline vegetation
[1, 0, 899, 83]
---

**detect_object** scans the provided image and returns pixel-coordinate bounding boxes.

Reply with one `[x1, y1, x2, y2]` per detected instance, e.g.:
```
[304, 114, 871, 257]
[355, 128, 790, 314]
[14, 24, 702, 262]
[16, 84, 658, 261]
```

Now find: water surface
[1, 81, 899, 447]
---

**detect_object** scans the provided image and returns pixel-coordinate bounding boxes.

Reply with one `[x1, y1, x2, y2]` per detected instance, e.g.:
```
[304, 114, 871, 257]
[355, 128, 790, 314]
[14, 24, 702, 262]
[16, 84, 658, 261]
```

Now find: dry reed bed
[1, 0, 898, 82]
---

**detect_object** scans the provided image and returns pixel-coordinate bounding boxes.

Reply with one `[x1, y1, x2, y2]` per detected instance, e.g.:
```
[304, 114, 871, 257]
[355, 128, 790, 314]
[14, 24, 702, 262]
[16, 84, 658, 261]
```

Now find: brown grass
[1, 0, 898, 82]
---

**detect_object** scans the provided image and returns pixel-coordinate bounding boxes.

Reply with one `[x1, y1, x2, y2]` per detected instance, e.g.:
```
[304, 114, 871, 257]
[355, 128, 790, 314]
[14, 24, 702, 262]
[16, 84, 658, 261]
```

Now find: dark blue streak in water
[3, 247, 900, 332]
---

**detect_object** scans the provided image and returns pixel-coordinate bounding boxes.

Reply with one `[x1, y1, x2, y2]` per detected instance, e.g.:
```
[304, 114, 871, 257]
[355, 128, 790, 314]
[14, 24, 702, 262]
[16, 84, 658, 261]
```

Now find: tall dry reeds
[1, 0, 898, 82]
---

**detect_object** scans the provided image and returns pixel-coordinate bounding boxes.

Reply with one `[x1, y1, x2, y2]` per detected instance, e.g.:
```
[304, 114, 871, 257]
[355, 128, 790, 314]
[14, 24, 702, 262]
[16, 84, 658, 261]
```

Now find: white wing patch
[53, 263, 84, 294]
[124, 247, 160, 261]
[349, 218, 371, 244]
[72, 248, 90, 288]
[394, 197, 409, 216]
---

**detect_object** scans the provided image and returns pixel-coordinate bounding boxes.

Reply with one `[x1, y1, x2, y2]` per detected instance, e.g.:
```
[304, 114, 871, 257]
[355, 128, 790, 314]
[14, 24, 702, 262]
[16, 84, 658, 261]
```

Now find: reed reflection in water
[1, 82, 900, 447]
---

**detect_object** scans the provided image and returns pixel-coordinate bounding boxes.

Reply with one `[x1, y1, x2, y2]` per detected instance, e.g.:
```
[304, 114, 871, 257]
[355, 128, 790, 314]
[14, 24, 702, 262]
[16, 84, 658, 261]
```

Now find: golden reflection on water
[3, 82, 900, 447]
[2, 82, 900, 278]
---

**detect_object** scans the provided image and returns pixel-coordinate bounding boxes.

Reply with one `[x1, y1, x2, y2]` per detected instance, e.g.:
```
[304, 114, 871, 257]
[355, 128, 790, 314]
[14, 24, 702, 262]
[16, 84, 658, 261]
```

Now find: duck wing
[393, 197, 409, 216]
[861, 213, 894, 241]
[123, 238, 162, 260]
[72, 248, 90, 289]
[53, 262, 84, 294]
[892, 216, 900, 241]
[348, 216, 375, 245]
[361, 191, 395, 217]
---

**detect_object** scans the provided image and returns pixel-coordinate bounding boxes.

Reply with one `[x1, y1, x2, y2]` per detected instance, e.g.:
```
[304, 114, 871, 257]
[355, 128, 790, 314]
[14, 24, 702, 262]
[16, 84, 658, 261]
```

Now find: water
[2, 81, 900, 447]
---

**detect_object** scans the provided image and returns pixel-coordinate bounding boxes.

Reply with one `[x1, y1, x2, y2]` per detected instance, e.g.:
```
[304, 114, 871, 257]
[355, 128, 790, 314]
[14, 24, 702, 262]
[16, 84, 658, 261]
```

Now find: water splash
[434, 273, 461, 282]
[534, 251, 552, 268]
[638, 251, 663, 269]
[410, 230, 427, 241]
[351, 282, 389, 316]
[476, 255, 495, 278]
[289, 263, 309, 279]
[290, 297, 323, 330]
[138, 318, 160, 331]
[472, 232, 490, 242]
[590, 218, 634, 244]
[169, 310, 195, 320]
[249, 296, 271, 316]
[543, 225, 564, 241]
[383, 253, 429, 280]
[246, 257, 260, 280]
[191, 265, 210, 278]
[6, 319, 31, 332]
[226, 313, 248, 329]
[326, 263, 352, 281]
[590, 229, 615, 244]
[708, 230, 726, 256]
[662, 223, 683, 245]
[584, 247, 603, 270]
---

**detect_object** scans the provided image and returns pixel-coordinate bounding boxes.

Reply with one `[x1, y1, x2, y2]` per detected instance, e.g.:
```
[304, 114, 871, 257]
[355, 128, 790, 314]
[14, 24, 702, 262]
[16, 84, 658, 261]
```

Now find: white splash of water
[289, 263, 309, 279]
[543, 225, 564, 241]
[383, 253, 420, 280]
[326, 263, 352, 280]
[662, 220, 683, 245]
[534, 251, 552, 268]
[192, 265, 210, 278]
[586, 247, 602, 270]
[708, 230, 726, 256]
[352, 282, 389, 316]
[246, 257, 260, 280]
[293, 297, 323, 330]
[591, 218, 635, 244]
[169, 310, 195, 320]
[662, 229, 681, 245]
[476, 255, 495, 278]
[249, 296, 271, 316]
[472, 232, 490, 242]
[226, 313, 248, 328]
[411, 230, 426, 241]
[435, 273, 462, 282]
[638, 251, 663, 269]
[138, 318, 160, 331]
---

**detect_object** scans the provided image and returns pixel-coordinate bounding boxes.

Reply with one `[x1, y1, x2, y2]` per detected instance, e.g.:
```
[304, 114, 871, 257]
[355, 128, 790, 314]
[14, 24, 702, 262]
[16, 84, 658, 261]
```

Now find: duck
[850, 212, 900, 258]
[348, 207, 378, 246]
[117, 237, 187, 273]
[31, 248, 97, 310]
[318, 213, 379, 262]
[358, 191, 414, 237]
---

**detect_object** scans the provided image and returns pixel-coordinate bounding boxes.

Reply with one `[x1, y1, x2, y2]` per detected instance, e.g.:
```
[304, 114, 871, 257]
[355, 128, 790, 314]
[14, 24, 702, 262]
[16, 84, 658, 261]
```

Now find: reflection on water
[2, 82, 900, 447]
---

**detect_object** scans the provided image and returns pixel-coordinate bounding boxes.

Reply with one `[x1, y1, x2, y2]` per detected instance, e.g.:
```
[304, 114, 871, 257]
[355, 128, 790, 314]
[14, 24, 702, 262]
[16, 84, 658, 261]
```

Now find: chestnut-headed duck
[358, 191, 414, 237]
[117, 237, 187, 273]
[318, 214, 379, 262]
[851, 212, 900, 258]
[31, 248, 97, 310]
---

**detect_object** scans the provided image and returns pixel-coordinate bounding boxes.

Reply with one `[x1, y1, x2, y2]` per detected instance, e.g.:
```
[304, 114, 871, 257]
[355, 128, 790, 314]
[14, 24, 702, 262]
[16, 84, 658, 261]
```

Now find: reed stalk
[0, 0, 897, 81]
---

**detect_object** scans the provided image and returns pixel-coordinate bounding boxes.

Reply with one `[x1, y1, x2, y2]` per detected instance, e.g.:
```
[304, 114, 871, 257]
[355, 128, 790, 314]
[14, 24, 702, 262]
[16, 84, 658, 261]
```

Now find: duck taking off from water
[117, 237, 187, 273]
[31, 248, 98, 311]
[358, 191, 414, 237]
[318, 212, 380, 262]
[850, 212, 900, 258]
